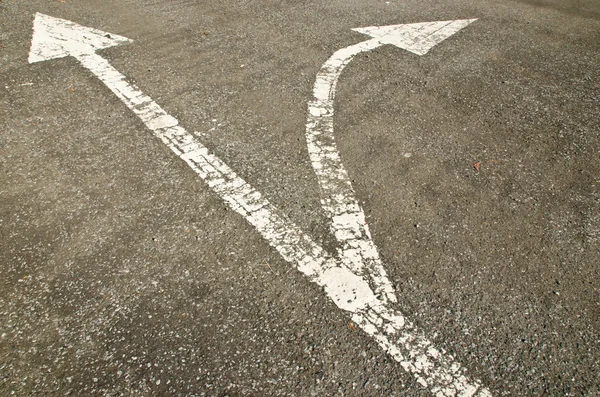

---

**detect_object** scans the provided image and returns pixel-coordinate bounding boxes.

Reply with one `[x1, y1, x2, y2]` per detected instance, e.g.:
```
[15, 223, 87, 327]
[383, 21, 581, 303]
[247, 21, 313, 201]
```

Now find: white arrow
[305, 18, 477, 307]
[29, 13, 490, 396]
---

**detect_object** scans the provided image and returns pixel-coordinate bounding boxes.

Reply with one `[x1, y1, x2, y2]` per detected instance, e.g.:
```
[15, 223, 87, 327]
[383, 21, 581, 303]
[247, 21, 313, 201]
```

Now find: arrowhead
[29, 13, 132, 63]
[352, 19, 477, 56]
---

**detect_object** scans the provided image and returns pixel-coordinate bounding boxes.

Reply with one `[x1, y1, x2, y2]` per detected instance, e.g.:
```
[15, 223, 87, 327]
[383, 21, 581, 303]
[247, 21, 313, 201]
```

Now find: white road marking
[29, 13, 490, 396]
[306, 19, 477, 306]
[352, 20, 477, 56]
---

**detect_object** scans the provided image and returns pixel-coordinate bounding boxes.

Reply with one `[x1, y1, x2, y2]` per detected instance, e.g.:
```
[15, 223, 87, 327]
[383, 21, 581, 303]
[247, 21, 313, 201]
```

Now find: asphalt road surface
[1, 0, 599, 396]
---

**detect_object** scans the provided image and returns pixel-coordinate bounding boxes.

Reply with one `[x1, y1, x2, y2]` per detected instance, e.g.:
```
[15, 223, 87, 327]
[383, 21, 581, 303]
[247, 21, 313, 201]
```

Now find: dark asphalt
[1, 0, 599, 395]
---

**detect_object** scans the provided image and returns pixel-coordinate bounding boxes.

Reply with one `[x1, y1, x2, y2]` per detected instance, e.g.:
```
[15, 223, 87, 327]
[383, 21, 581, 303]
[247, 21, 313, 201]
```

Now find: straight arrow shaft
[74, 51, 336, 280]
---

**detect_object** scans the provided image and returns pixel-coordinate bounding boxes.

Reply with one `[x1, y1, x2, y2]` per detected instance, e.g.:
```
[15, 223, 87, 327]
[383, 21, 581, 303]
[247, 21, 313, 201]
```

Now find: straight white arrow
[29, 13, 490, 396]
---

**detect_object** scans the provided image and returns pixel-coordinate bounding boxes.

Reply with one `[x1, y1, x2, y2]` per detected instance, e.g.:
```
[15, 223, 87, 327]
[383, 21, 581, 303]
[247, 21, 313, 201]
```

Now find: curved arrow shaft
[305, 19, 478, 300]
[306, 38, 397, 303]
[305, 30, 491, 396]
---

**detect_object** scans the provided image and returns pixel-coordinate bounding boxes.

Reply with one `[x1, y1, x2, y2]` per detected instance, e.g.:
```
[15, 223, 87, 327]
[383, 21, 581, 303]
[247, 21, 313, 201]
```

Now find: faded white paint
[352, 19, 477, 56]
[29, 13, 490, 396]
[305, 19, 477, 307]
[28, 13, 131, 64]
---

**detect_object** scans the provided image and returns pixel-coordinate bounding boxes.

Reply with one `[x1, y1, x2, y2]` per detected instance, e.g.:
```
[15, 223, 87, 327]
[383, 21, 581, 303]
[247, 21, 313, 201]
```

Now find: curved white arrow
[29, 13, 490, 396]
[306, 19, 477, 305]
[305, 19, 491, 397]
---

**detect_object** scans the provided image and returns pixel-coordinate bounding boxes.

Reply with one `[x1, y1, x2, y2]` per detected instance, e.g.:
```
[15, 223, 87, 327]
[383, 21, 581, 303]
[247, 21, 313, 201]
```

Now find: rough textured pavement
[1, 0, 599, 395]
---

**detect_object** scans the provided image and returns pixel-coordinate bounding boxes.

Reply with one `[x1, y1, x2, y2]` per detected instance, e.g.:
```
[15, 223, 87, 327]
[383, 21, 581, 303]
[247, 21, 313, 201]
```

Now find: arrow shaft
[306, 38, 396, 302]
[74, 51, 335, 280]
[305, 37, 492, 396]
[352, 307, 493, 397]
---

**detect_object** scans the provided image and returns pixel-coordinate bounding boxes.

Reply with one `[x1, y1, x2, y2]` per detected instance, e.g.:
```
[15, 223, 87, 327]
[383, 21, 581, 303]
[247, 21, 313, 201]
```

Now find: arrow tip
[352, 19, 477, 56]
[29, 13, 132, 64]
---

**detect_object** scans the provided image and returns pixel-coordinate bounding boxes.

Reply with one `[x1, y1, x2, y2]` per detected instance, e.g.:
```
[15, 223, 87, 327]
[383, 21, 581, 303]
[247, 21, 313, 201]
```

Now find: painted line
[307, 37, 395, 304]
[29, 13, 490, 396]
